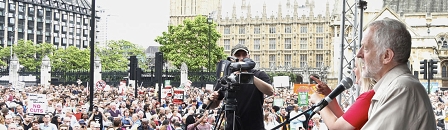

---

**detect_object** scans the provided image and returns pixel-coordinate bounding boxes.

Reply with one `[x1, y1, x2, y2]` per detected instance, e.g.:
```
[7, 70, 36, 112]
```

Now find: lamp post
[207, 16, 213, 72]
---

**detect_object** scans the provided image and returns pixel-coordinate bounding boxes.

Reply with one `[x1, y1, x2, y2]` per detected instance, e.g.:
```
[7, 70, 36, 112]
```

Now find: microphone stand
[271, 105, 317, 130]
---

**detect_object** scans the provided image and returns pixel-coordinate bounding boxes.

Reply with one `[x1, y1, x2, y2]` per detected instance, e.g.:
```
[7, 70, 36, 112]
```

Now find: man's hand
[310, 76, 331, 96]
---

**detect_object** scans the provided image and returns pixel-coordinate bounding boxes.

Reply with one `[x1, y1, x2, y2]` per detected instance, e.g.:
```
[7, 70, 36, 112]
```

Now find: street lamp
[207, 16, 213, 72]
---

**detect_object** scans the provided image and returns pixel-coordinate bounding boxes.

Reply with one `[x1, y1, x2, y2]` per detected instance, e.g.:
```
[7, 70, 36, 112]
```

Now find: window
[316, 37, 323, 49]
[254, 26, 260, 34]
[238, 39, 245, 45]
[300, 26, 307, 33]
[269, 26, 276, 33]
[443, 65, 447, 77]
[285, 54, 291, 68]
[316, 24, 323, 33]
[284, 38, 291, 49]
[300, 54, 307, 67]
[0, 2, 5, 9]
[8, 17, 14, 24]
[316, 54, 324, 67]
[239, 26, 245, 34]
[269, 38, 276, 49]
[224, 26, 230, 34]
[37, 9, 43, 16]
[285, 25, 291, 33]
[300, 38, 307, 49]
[269, 54, 276, 68]
[253, 54, 260, 68]
[224, 39, 230, 50]
[253, 38, 260, 50]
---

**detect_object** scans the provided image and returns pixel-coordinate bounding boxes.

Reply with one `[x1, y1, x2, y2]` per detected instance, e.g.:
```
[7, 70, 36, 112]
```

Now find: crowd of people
[0, 18, 445, 130]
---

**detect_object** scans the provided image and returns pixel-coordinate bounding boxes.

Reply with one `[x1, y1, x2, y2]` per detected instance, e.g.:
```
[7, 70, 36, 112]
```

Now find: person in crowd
[435, 103, 446, 130]
[264, 114, 280, 130]
[121, 109, 133, 129]
[186, 113, 210, 130]
[207, 43, 274, 130]
[356, 18, 436, 129]
[39, 114, 57, 130]
[0, 116, 7, 130]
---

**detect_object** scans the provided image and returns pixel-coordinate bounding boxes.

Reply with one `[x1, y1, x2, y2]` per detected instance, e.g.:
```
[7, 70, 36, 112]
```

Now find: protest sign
[27, 93, 48, 114]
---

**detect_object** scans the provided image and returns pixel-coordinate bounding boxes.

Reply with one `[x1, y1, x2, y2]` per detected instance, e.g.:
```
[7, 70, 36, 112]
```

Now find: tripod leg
[213, 105, 226, 130]
[214, 112, 224, 130]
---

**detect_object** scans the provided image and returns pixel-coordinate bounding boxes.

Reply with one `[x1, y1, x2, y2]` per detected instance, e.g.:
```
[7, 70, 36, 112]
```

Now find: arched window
[441, 61, 448, 77]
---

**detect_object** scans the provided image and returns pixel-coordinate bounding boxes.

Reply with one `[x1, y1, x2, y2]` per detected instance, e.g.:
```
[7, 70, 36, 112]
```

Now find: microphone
[313, 77, 353, 112]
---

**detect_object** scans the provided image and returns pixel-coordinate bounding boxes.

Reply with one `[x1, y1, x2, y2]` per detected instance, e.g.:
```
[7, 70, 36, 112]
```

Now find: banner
[173, 89, 185, 104]
[297, 92, 309, 106]
[293, 84, 317, 106]
[27, 93, 48, 114]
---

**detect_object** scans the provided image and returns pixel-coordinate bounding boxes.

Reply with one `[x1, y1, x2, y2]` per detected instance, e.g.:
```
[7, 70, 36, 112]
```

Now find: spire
[241, 0, 246, 10]
[232, 2, 236, 18]
[278, 1, 282, 17]
[325, 0, 330, 17]
[247, 1, 252, 18]
[309, 0, 315, 16]
[262, 1, 267, 18]
[217, 0, 222, 19]
[294, 0, 298, 17]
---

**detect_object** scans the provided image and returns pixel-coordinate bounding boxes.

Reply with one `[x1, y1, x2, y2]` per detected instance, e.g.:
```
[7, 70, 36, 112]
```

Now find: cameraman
[206, 44, 274, 130]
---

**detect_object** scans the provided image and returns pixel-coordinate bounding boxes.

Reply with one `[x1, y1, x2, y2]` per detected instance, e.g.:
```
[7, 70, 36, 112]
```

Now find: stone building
[169, 0, 448, 89]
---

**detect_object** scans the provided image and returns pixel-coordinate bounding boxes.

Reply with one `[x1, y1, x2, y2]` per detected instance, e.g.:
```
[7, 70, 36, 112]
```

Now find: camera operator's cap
[231, 44, 249, 56]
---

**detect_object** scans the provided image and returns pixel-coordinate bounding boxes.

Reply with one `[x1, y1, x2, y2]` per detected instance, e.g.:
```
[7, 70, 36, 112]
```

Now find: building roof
[219, 0, 333, 18]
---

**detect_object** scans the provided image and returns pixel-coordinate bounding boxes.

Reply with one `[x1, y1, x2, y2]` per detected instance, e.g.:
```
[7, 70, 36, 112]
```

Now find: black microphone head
[340, 77, 353, 89]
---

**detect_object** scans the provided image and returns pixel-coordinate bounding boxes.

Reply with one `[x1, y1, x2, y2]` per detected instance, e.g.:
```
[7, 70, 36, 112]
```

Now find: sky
[96, 0, 170, 48]
[94, 0, 374, 49]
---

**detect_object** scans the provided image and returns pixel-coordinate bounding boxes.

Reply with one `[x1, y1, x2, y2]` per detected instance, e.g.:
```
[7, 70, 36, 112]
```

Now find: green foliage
[155, 15, 226, 71]
[0, 39, 146, 71]
[50, 46, 90, 71]
[0, 40, 57, 71]
[267, 72, 297, 83]
[97, 40, 146, 71]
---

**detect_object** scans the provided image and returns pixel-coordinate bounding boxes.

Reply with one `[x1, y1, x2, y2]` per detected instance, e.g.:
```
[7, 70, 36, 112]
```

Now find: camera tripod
[212, 86, 240, 130]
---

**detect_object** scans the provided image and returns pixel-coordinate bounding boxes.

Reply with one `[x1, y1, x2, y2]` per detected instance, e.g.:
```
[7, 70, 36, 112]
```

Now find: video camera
[217, 56, 256, 86]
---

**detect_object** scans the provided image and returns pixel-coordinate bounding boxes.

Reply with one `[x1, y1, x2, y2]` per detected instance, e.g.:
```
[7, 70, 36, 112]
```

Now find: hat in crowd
[272, 106, 280, 112]
[231, 44, 249, 56]
[79, 119, 86, 125]
[1, 107, 9, 113]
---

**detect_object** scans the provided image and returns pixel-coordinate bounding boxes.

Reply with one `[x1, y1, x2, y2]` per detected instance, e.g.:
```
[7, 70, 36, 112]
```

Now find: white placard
[161, 88, 172, 98]
[27, 93, 48, 114]
[206, 84, 214, 92]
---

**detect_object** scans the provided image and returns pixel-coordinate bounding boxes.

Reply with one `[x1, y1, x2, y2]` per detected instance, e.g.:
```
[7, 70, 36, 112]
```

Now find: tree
[0, 40, 56, 71]
[155, 15, 226, 71]
[50, 46, 90, 71]
[97, 40, 147, 71]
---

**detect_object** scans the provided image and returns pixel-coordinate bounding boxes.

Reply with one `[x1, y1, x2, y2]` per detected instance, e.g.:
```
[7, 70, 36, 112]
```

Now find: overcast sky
[94, 0, 355, 49]
[96, 0, 170, 48]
